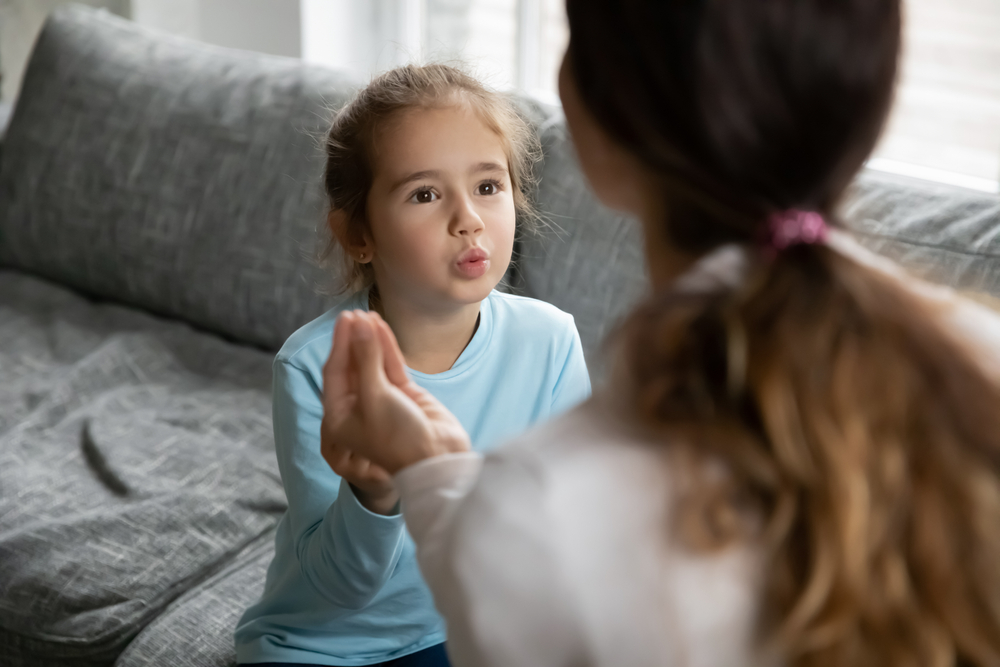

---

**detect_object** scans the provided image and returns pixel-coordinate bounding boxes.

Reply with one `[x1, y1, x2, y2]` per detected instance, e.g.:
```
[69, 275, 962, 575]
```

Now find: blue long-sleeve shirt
[235, 289, 591, 666]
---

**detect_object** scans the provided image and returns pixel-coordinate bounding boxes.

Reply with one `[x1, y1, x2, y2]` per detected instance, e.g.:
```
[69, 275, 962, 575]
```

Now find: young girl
[233, 65, 591, 666]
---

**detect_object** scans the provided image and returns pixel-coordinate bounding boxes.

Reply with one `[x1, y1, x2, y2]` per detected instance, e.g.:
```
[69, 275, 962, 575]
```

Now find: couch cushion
[841, 170, 1000, 297]
[0, 269, 287, 666]
[0, 5, 356, 350]
[114, 532, 275, 667]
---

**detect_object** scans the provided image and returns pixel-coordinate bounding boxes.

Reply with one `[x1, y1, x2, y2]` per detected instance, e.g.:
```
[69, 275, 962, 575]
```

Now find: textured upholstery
[0, 5, 355, 351]
[516, 113, 648, 372]
[0, 270, 286, 667]
[842, 170, 1000, 296]
[114, 533, 275, 667]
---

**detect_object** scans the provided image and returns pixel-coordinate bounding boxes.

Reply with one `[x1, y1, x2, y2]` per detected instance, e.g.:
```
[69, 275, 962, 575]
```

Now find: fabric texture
[235, 289, 591, 666]
[114, 533, 276, 667]
[0, 5, 355, 351]
[841, 170, 1000, 297]
[0, 270, 287, 667]
[514, 111, 649, 375]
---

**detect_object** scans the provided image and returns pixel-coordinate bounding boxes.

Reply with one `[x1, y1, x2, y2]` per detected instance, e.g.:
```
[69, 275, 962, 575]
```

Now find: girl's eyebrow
[389, 162, 509, 194]
[471, 161, 508, 176]
[390, 169, 441, 194]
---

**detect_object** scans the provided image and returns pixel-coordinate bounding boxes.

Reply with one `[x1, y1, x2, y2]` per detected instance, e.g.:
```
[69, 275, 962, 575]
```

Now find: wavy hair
[567, 0, 1000, 664]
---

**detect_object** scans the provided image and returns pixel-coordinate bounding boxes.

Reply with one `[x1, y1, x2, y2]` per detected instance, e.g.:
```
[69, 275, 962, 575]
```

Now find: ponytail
[621, 233, 1000, 665]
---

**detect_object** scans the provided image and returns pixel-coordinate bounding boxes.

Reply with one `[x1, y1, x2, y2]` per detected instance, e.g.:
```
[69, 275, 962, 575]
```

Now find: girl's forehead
[371, 103, 509, 174]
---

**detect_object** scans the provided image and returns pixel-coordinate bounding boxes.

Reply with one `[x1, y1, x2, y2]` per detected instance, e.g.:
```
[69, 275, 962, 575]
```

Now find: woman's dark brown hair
[567, 0, 1000, 664]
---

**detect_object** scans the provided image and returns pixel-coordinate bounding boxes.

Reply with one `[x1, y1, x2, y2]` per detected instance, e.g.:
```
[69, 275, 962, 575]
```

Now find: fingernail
[356, 320, 373, 340]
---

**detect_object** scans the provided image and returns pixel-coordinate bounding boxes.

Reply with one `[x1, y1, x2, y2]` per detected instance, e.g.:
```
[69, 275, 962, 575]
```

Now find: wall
[132, 0, 300, 59]
[0, 0, 301, 106]
[0, 0, 128, 103]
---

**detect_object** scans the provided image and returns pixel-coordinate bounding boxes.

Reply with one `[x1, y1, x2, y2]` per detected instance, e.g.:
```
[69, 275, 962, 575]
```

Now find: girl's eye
[477, 180, 503, 196]
[409, 188, 438, 204]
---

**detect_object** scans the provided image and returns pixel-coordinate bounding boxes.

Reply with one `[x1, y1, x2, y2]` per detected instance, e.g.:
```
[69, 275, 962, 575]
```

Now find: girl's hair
[568, 0, 1000, 665]
[321, 64, 541, 292]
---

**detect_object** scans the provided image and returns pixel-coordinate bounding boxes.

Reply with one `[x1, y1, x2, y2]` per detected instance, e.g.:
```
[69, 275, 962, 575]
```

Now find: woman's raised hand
[321, 311, 471, 481]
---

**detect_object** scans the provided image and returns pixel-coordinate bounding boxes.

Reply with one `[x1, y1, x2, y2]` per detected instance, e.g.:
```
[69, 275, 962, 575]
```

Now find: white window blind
[869, 0, 1000, 192]
[302, 0, 563, 97]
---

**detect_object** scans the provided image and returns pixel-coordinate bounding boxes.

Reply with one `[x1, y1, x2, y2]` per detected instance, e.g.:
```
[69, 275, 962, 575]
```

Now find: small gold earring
[359, 253, 366, 261]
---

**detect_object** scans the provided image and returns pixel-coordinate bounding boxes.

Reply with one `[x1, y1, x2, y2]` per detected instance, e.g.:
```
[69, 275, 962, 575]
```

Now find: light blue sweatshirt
[235, 289, 591, 666]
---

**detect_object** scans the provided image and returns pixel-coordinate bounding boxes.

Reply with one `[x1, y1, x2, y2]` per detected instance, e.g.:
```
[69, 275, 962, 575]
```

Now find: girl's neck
[369, 288, 482, 375]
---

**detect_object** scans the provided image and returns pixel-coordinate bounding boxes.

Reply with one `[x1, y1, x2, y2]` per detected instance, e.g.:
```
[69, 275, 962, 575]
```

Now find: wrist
[393, 432, 471, 474]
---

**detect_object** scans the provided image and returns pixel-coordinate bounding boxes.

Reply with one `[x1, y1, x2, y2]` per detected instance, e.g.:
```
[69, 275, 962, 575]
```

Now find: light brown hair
[568, 0, 1000, 664]
[321, 63, 541, 292]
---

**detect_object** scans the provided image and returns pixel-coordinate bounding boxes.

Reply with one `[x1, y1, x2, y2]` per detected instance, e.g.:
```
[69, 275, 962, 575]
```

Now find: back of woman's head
[322, 63, 539, 292]
[566, 1, 1000, 664]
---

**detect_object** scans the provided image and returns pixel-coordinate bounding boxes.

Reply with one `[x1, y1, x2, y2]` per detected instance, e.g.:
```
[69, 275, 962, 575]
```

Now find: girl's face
[362, 103, 516, 313]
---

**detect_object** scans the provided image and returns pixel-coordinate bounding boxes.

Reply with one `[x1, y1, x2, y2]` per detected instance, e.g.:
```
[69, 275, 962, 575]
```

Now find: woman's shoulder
[485, 396, 668, 494]
[466, 397, 762, 665]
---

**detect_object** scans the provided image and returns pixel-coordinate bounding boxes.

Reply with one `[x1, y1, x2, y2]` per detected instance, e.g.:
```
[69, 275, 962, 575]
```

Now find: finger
[323, 311, 355, 402]
[375, 318, 410, 387]
[351, 315, 389, 408]
[323, 443, 354, 476]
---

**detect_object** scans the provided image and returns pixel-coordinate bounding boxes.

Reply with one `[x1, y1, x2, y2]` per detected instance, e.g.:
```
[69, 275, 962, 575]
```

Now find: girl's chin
[445, 274, 502, 304]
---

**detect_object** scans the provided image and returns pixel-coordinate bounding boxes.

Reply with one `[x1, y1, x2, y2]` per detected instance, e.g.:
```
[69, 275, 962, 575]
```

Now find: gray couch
[1, 6, 998, 667]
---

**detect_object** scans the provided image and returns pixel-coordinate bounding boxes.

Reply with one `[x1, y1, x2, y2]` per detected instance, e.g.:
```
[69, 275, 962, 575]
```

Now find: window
[301, 0, 565, 101]
[302, 0, 999, 193]
[868, 0, 1000, 192]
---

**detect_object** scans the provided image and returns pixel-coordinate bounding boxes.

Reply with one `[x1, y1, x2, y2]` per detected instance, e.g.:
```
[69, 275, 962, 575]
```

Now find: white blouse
[394, 233, 1000, 667]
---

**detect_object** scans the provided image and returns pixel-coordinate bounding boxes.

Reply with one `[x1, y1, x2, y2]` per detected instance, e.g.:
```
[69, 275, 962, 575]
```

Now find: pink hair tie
[764, 209, 828, 254]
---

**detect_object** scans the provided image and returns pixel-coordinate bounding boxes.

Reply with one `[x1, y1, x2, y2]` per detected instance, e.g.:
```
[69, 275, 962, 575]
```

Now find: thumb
[351, 314, 389, 405]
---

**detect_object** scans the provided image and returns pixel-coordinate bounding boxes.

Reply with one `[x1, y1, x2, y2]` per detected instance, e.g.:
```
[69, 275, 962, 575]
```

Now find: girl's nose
[450, 196, 485, 237]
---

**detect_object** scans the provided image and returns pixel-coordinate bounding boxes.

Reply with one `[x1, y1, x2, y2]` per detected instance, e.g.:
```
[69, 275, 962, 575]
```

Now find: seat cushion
[0, 270, 287, 666]
[113, 531, 276, 667]
[0, 5, 357, 350]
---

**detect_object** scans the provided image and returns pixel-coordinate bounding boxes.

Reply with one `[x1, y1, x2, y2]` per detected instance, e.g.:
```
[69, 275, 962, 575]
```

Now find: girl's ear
[328, 209, 375, 263]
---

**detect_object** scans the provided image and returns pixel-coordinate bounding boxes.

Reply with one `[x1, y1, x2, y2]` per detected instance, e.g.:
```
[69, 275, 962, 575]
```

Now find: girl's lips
[455, 248, 490, 279]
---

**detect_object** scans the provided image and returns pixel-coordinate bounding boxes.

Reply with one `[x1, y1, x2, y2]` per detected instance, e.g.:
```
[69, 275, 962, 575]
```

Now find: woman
[321, 0, 1000, 665]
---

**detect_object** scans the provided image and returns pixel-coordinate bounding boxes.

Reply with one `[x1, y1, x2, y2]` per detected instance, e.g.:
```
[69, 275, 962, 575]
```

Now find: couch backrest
[514, 112, 648, 370]
[841, 170, 1000, 296]
[0, 4, 647, 363]
[0, 5, 356, 350]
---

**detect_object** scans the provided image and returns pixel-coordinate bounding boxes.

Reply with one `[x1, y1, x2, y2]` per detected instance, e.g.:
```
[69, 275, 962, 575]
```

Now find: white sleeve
[395, 449, 588, 667]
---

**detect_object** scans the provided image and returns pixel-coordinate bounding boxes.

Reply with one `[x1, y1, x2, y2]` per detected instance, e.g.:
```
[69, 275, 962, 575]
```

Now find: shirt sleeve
[272, 357, 408, 610]
[551, 317, 592, 416]
[396, 449, 588, 667]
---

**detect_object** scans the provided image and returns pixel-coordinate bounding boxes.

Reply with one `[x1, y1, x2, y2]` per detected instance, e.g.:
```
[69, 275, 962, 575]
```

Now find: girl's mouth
[455, 247, 490, 279]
